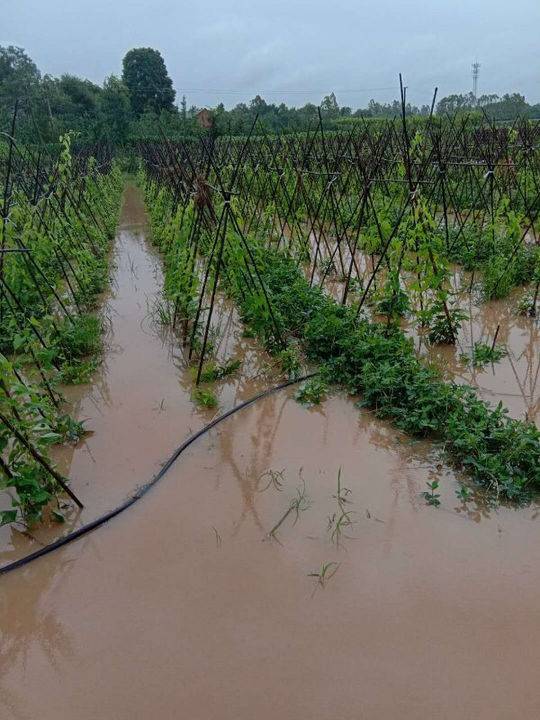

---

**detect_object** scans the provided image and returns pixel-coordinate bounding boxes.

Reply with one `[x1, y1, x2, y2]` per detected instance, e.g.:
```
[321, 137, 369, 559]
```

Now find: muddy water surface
[2, 390, 540, 719]
[2, 190, 540, 719]
[0, 184, 272, 563]
[418, 282, 540, 423]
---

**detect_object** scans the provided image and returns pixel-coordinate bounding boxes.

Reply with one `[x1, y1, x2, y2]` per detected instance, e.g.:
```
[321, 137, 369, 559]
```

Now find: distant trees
[356, 98, 430, 118]
[2, 42, 539, 144]
[122, 48, 175, 116]
[0, 44, 179, 143]
[436, 93, 476, 115]
[436, 92, 537, 120]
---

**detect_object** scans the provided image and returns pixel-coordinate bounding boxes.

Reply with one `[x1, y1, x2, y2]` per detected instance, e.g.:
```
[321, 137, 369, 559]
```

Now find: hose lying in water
[0, 373, 315, 577]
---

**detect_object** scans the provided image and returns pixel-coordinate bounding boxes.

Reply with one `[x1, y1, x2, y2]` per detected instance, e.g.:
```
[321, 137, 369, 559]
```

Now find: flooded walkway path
[0, 183, 270, 563]
[1, 187, 540, 719]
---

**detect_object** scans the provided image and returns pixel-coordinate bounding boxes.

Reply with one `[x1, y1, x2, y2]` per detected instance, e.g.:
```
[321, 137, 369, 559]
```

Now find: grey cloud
[3, 0, 540, 109]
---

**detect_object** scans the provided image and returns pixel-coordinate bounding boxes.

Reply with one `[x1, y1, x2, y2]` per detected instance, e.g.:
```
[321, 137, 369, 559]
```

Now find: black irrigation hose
[0, 373, 316, 577]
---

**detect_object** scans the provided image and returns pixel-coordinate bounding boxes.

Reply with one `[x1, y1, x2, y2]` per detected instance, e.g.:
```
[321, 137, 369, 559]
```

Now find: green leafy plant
[295, 377, 328, 406]
[455, 484, 473, 502]
[461, 342, 507, 368]
[199, 358, 241, 383]
[277, 344, 302, 379]
[192, 387, 218, 409]
[422, 479, 441, 507]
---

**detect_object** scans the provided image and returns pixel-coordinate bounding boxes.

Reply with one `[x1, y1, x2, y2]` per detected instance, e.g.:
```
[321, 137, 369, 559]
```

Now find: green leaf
[0, 510, 18, 527]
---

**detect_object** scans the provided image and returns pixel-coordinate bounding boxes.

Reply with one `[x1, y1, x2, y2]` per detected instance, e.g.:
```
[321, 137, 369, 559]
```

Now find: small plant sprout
[268, 479, 310, 539]
[455, 484, 473, 503]
[422, 479, 441, 507]
[332, 468, 352, 509]
[212, 526, 222, 548]
[308, 561, 340, 588]
[328, 468, 356, 544]
[327, 510, 355, 545]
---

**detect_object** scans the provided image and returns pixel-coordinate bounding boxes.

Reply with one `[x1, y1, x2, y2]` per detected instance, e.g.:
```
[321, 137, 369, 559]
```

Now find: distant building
[196, 108, 214, 129]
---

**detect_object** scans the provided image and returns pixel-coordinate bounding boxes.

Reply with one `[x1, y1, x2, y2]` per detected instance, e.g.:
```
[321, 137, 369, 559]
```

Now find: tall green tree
[0, 45, 40, 100]
[320, 92, 339, 117]
[99, 75, 131, 144]
[122, 48, 175, 116]
[0, 45, 41, 127]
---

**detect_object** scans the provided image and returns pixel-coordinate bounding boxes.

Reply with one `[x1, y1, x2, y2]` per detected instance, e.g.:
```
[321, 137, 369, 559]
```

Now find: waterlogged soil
[0, 184, 272, 564]
[2, 390, 540, 719]
[418, 282, 540, 423]
[2, 189, 540, 718]
[304, 229, 540, 423]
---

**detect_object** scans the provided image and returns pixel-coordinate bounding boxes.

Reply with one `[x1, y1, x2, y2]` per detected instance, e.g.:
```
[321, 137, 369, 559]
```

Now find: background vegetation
[2, 45, 539, 145]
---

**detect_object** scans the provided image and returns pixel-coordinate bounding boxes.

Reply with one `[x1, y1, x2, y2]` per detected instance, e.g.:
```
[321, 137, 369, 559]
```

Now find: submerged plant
[461, 341, 507, 368]
[53, 315, 103, 364]
[319, 257, 337, 277]
[422, 479, 441, 507]
[373, 270, 410, 320]
[192, 387, 218, 409]
[517, 292, 536, 317]
[308, 561, 340, 588]
[59, 358, 98, 384]
[199, 358, 241, 383]
[295, 377, 328, 406]
[327, 468, 356, 544]
[268, 479, 310, 539]
[425, 303, 467, 345]
[455, 484, 473, 502]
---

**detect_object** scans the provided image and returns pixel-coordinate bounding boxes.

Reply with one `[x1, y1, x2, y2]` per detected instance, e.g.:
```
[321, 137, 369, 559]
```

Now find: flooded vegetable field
[2, 115, 540, 719]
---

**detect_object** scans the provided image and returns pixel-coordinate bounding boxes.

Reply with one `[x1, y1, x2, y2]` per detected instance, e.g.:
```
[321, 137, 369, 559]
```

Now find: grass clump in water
[53, 315, 102, 362]
[192, 387, 218, 409]
[199, 358, 241, 383]
[461, 341, 507, 368]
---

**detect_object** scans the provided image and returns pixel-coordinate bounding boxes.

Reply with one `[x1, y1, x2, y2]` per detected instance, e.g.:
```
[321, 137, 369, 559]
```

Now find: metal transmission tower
[472, 62, 480, 102]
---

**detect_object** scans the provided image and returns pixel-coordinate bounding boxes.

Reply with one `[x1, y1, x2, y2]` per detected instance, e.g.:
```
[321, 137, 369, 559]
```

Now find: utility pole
[181, 94, 187, 127]
[472, 61, 480, 103]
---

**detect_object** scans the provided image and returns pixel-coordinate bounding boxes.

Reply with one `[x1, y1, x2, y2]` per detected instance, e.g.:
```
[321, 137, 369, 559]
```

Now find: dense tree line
[0, 45, 174, 144]
[1, 44, 539, 145]
[436, 91, 540, 120]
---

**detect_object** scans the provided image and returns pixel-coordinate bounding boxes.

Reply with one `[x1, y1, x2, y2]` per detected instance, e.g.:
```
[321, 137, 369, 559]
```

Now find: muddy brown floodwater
[1, 187, 540, 719]
[0, 184, 272, 563]
[2, 392, 540, 719]
[418, 281, 540, 424]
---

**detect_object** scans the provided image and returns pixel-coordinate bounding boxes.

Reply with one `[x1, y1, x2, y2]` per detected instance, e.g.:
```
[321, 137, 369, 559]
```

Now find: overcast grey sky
[3, 0, 540, 108]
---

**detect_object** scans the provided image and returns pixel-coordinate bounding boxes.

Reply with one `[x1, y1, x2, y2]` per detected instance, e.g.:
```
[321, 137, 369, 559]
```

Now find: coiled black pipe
[0, 373, 315, 576]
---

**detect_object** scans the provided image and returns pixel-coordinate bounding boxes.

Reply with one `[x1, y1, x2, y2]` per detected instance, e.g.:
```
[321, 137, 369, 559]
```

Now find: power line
[174, 86, 396, 94]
